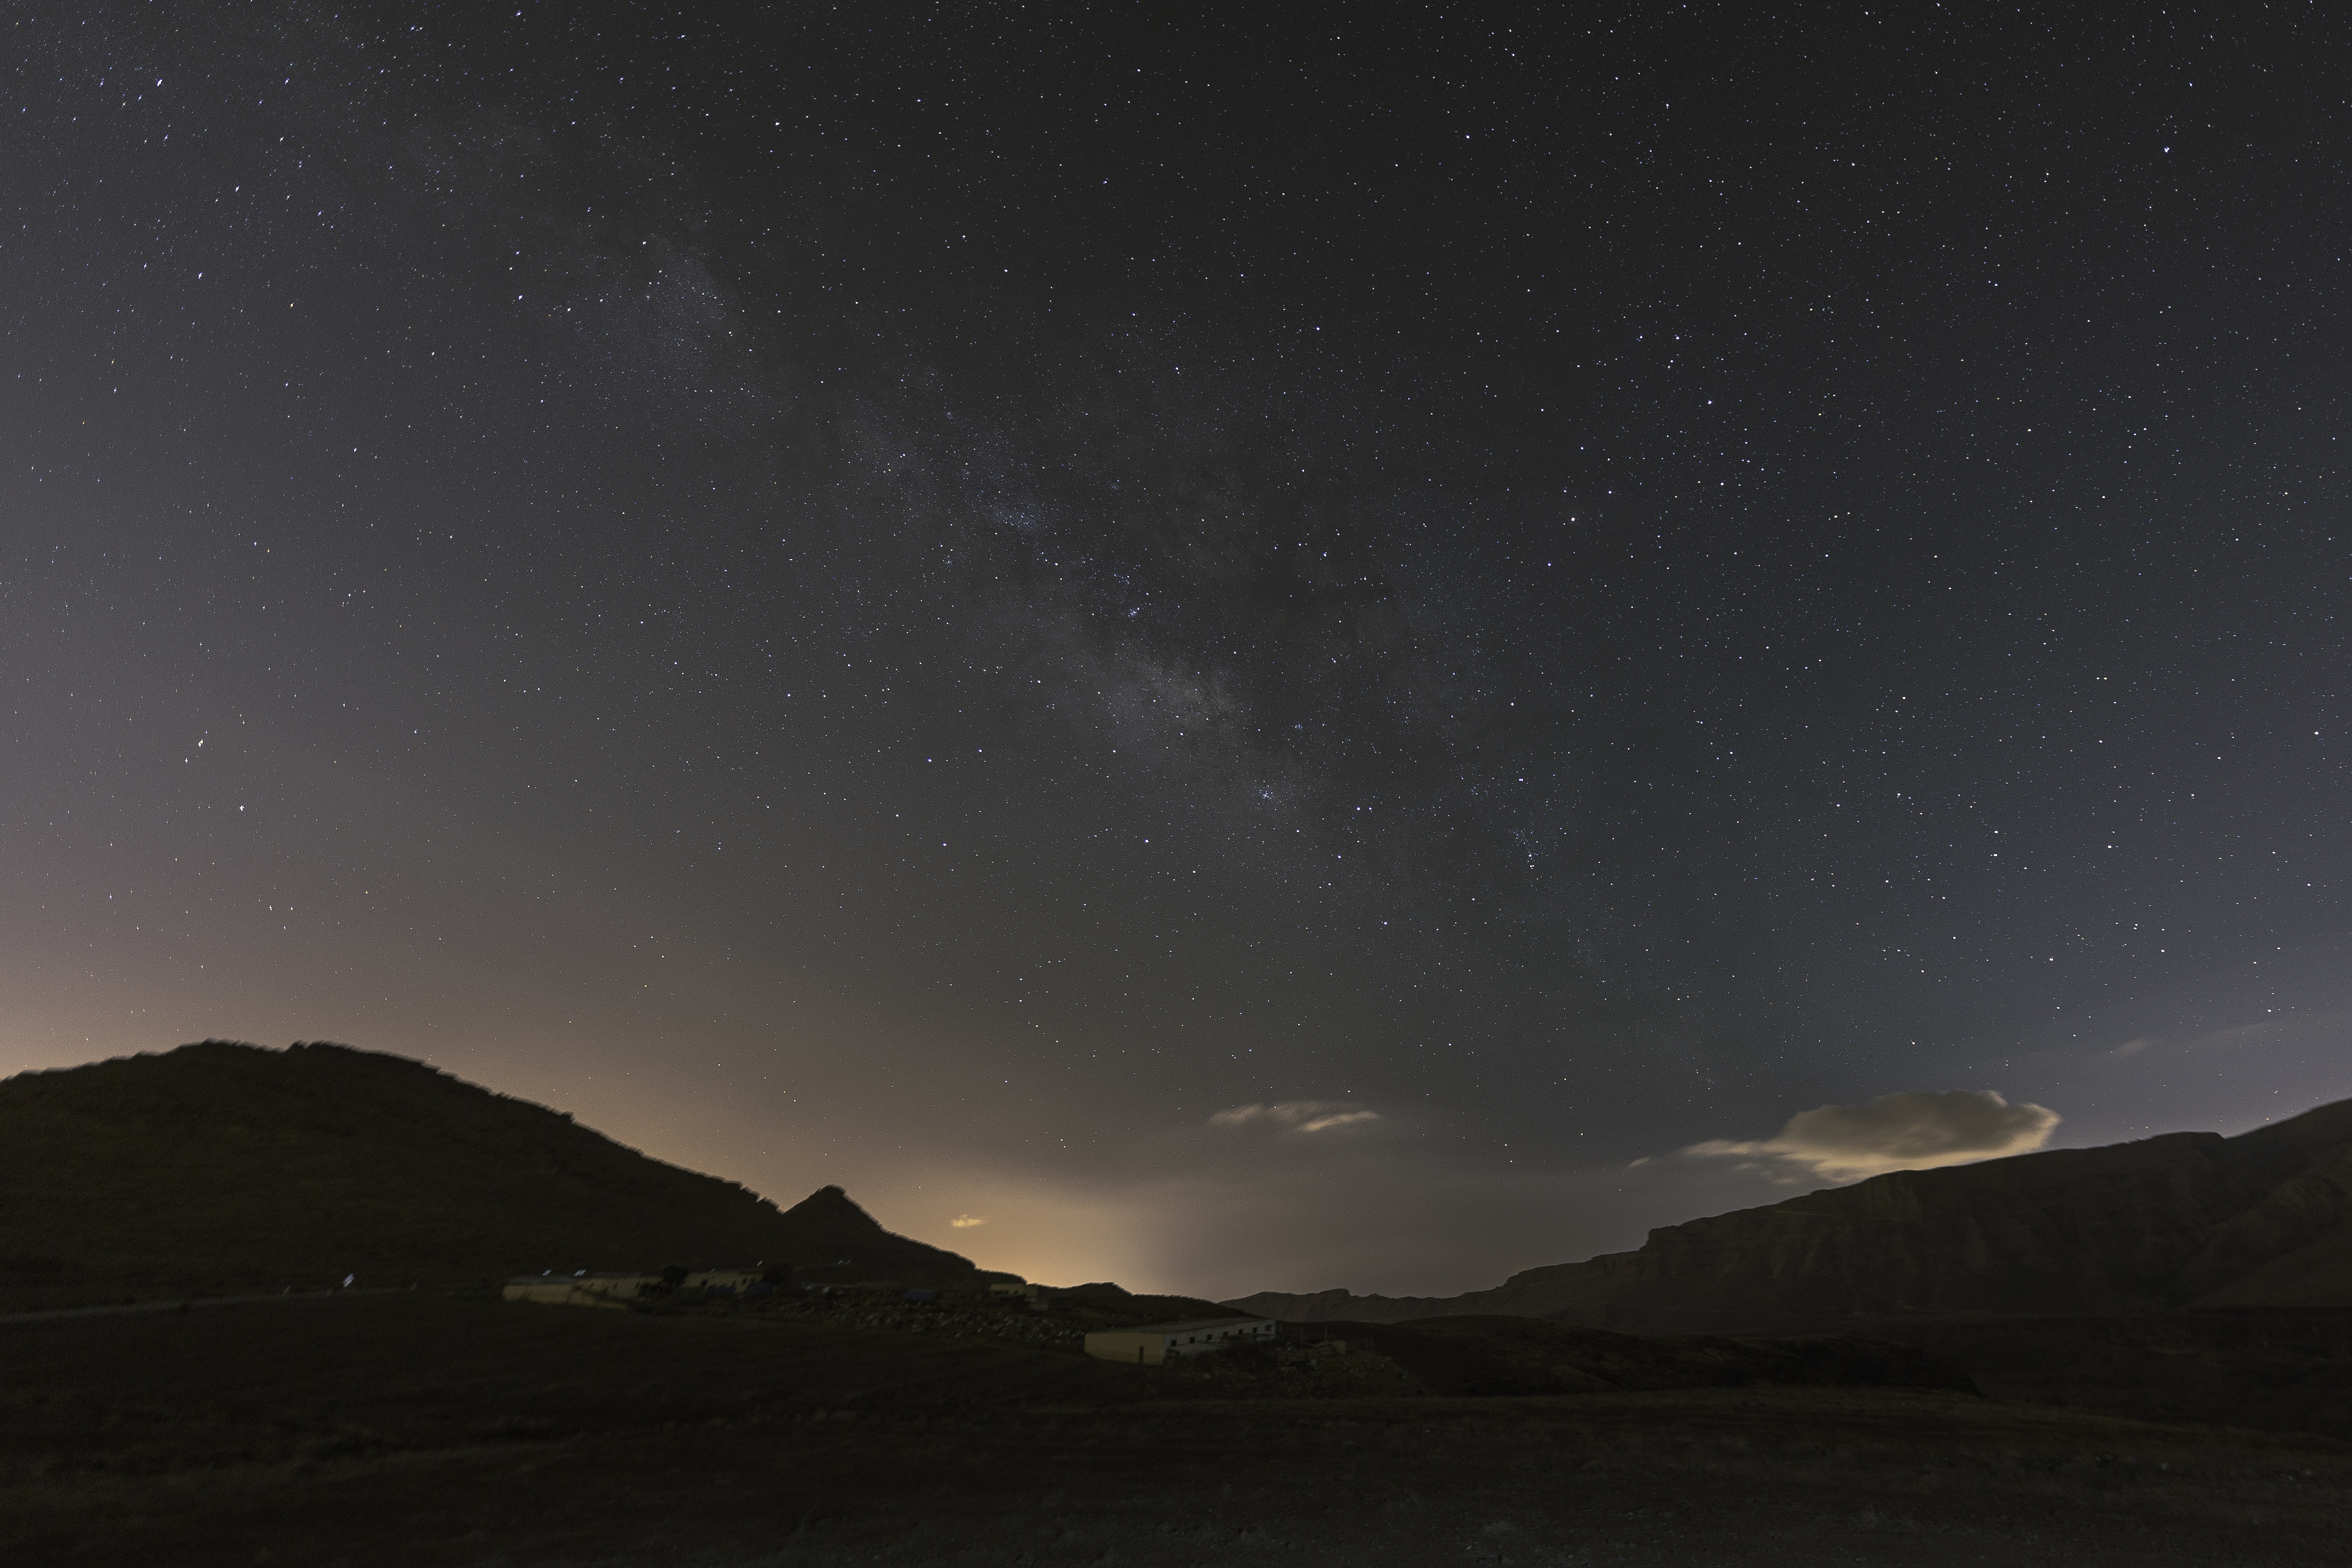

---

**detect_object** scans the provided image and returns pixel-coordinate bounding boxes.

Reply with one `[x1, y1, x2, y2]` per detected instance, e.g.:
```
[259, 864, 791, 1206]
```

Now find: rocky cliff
[1226, 1098, 2352, 1333]
[0, 1040, 999, 1308]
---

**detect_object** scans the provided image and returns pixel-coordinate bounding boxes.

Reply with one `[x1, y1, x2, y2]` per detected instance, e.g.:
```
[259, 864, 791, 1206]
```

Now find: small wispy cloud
[1207, 1100, 1382, 1134]
[949, 1213, 987, 1229]
[1681, 1089, 2060, 1182]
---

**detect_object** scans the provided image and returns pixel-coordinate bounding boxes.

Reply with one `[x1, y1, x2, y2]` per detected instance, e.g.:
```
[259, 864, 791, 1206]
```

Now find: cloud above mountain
[1208, 1101, 1382, 1134]
[1681, 1090, 2060, 1180]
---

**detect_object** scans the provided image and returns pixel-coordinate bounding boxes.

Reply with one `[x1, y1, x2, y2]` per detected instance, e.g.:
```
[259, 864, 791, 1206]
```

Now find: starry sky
[9, 4, 2352, 1298]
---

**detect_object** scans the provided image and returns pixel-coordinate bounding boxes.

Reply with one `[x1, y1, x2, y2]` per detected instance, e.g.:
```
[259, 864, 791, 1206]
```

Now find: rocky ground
[699, 1286, 1098, 1350]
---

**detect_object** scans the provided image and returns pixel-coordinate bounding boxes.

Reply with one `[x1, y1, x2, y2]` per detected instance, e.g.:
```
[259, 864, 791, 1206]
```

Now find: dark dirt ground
[1792, 1308, 2352, 1443]
[8, 1293, 2349, 1566]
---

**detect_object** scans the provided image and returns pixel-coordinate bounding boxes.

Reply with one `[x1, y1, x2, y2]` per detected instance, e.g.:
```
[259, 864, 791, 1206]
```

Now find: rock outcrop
[0, 1040, 998, 1308]
[1227, 1098, 2352, 1333]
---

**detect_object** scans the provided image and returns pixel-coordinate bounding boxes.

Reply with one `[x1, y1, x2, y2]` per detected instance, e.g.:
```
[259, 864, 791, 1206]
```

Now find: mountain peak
[785, 1184, 869, 1219]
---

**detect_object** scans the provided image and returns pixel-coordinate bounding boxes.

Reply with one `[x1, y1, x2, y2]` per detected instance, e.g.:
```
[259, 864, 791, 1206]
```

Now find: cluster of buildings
[502, 1270, 1281, 1366]
[501, 1269, 1041, 1309]
[501, 1268, 769, 1309]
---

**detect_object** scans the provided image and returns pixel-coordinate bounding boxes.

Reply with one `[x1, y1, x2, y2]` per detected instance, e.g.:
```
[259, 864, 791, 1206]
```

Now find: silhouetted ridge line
[1225, 1098, 2352, 1333]
[0, 1040, 1002, 1309]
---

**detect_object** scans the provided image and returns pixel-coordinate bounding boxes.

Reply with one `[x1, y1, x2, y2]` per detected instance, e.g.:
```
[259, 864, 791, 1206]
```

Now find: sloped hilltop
[0, 1040, 994, 1307]
[1229, 1098, 2352, 1332]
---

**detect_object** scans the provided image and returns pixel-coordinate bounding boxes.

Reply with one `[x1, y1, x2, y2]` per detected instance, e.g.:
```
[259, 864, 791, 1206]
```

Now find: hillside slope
[0, 1040, 996, 1308]
[1227, 1098, 2352, 1333]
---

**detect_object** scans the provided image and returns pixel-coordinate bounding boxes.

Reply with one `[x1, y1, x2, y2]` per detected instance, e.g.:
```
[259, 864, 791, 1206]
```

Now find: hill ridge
[0, 1040, 1000, 1309]
[1225, 1097, 2352, 1332]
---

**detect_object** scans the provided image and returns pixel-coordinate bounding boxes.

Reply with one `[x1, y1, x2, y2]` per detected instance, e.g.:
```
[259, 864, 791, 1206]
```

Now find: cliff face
[0, 1041, 993, 1307]
[1226, 1099, 2352, 1332]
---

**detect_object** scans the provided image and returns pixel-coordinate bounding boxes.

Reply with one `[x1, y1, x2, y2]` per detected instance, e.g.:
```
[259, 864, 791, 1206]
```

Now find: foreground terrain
[8, 1293, 2347, 1566]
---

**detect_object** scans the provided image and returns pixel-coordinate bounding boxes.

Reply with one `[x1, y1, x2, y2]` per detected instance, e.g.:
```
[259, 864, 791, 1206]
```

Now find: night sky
[10, 4, 2352, 1297]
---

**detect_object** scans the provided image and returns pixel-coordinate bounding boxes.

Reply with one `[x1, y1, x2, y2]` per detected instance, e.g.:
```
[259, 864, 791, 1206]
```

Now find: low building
[1083, 1317, 1277, 1366]
[502, 1272, 656, 1309]
[988, 1282, 1041, 1299]
[503, 1278, 579, 1306]
[503, 1269, 775, 1308]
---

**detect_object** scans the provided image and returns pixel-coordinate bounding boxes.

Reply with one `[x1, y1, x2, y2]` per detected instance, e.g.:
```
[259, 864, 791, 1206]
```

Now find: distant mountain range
[0, 1041, 1001, 1309]
[1227, 1098, 2352, 1333]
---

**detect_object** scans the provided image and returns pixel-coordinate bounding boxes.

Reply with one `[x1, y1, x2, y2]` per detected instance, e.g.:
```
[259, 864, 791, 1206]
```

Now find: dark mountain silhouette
[1227, 1097, 2352, 1333]
[0, 1041, 1004, 1308]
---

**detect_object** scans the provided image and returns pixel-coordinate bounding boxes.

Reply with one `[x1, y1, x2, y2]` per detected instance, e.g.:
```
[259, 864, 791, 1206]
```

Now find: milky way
[8, 5, 2351, 1294]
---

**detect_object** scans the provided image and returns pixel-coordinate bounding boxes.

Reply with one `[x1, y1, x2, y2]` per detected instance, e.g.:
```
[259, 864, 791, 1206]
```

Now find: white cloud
[1682, 1089, 2060, 1181]
[1207, 1100, 1382, 1134]
[949, 1213, 986, 1229]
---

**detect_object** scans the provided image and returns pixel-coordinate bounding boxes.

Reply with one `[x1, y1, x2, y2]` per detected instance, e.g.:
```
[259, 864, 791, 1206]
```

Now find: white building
[1083, 1317, 1277, 1366]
